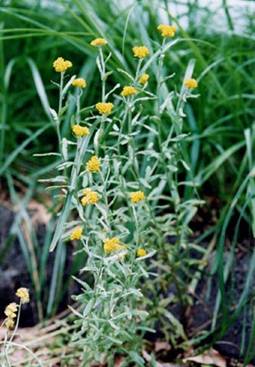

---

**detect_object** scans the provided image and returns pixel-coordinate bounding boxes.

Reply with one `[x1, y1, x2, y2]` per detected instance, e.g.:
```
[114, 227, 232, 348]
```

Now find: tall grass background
[0, 0, 255, 362]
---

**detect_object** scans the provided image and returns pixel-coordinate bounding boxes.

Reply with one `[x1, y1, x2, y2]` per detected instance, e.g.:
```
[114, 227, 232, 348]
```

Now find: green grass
[0, 0, 255, 361]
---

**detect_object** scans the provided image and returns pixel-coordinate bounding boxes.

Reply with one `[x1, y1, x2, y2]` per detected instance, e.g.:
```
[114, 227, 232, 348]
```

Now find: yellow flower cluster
[16, 287, 30, 304]
[90, 38, 107, 47]
[4, 288, 29, 329]
[137, 248, 147, 257]
[121, 86, 137, 97]
[81, 188, 100, 206]
[72, 78, 87, 88]
[103, 237, 125, 254]
[96, 102, 113, 115]
[157, 24, 177, 38]
[130, 191, 145, 203]
[132, 46, 150, 59]
[53, 57, 72, 72]
[4, 302, 18, 329]
[86, 155, 101, 173]
[184, 78, 198, 89]
[70, 226, 83, 241]
[5, 318, 15, 330]
[72, 124, 90, 138]
[139, 73, 149, 85]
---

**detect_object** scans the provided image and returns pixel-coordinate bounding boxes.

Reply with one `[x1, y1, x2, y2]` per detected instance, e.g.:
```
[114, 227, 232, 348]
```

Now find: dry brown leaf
[114, 356, 125, 367]
[183, 348, 226, 367]
[28, 200, 51, 225]
[155, 340, 171, 352]
[142, 350, 183, 367]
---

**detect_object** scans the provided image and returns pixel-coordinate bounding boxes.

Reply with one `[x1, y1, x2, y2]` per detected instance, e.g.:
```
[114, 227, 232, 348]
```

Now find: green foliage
[0, 0, 255, 364]
[41, 36, 201, 363]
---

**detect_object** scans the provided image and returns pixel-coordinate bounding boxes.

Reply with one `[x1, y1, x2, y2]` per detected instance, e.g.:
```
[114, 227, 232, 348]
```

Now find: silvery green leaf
[117, 68, 134, 81]
[45, 185, 68, 191]
[159, 92, 174, 114]
[104, 51, 112, 64]
[108, 320, 120, 330]
[57, 161, 74, 170]
[33, 152, 61, 157]
[94, 128, 101, 152]
[169, 133, 189, 142]
[140, 124, 158, 134]
[103, 70, 113, 81]
[96, 55, 103, 74]
[167, 164, 178, 172]
[49, 107, 58, 122]
[139, 178, 151, 189]
[39, 176, 66, 183]
[180, 159, 190, 171]
[62, 75, 76, 96]
[106, 336, 123, 345]
[128, 351, 145, 366]
[76, 202, 86, 222]
[83, 299, 94, 317]
[62, 138, 68, 161]
[112, 124, 120, 132]
[149, 179, 167, 197]
[68, 305, 83, 318]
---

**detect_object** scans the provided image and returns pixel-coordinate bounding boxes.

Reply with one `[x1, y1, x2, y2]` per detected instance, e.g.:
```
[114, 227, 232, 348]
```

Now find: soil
[185, 248, 255, 361]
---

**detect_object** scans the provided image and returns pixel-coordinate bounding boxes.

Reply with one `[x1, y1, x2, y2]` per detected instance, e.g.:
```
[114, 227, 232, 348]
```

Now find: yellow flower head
[5, 318, 15, 330]
[103, 237, 125, 254]
[70, 226, 83, 241]
[139, 73, 149, 85]
[137, 248, 147, 257]
[130, 191, 145, 204]
[184, 78, 198, 89]
[72, 78, 87, 88]
[81, 188, 100, 206]
[132, 46, 150, 59]
[121, 86, 137, 97]
[157, 24, 177, 38]
[16, 288, 30, 304]
[95, 102, 113, 115]
[72, 124, 90, 138]
[86, 155, 101, 173]
[90, 38, 107, 47]
[53, 57, 72, 72]
[4, 303, 18, 319]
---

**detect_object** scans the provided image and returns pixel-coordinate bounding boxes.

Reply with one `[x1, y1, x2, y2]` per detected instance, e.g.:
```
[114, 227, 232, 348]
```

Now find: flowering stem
[7, 301, 22, 348]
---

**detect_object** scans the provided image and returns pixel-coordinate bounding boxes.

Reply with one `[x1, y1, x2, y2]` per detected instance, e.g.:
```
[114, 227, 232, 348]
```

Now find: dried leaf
[155, 340, 171, 352]
[114, 356, 125, 367]
[28, 200, 51, 225]
[183, 348, 226, 367]
[142, 350, 183, 367]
